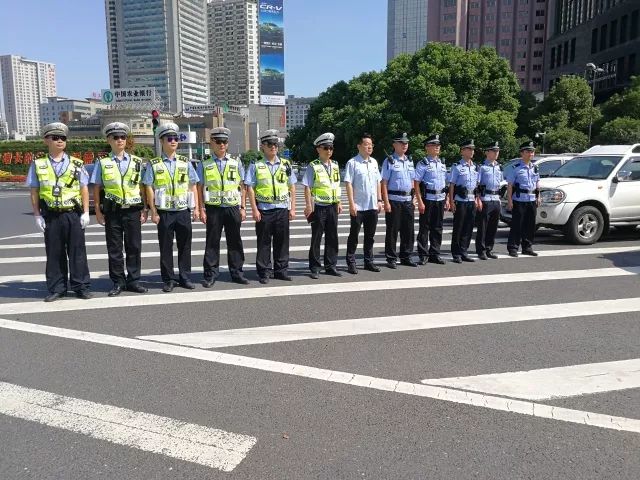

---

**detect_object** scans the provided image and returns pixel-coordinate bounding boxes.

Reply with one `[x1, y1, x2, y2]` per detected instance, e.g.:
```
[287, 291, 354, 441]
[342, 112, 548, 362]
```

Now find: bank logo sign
[259, 0, 285, 106]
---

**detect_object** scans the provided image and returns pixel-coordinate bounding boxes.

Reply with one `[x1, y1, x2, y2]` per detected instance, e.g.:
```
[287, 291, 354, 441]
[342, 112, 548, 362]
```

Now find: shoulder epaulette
[150, 157, 162, 165]
[70, 157, 84, 168]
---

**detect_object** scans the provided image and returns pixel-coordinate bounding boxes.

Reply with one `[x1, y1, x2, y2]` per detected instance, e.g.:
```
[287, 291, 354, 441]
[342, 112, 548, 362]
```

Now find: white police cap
[103, 122, 129, 137]
[260, 129, 279, 143]
[210, 127, 230, 140]
[156, 122, 180, 139]
[313, 132, 335, 147]
[42, 122, 69, 138]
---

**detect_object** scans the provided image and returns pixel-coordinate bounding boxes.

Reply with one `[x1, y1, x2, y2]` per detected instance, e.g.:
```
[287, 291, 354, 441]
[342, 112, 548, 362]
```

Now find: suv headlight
[540, 189, 565, 204]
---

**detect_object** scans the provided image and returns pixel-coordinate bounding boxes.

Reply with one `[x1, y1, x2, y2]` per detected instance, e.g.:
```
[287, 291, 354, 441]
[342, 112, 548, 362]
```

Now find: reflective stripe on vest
[150, 156, 189, 210]
[254, 160, 289, 204]
[100, 155, 143, 205]
[310, 159, 340, 204]
[202, 157, 241, 206]
[34, 156, 82, 209]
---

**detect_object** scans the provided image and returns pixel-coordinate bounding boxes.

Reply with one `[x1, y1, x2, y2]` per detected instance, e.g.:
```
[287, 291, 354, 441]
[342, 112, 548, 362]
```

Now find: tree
[286, 43, 521, 165]
[545, 127, 588, 153]
[240, 149, 262, 166]
[597, 117, 640, 144]
[600, 76, 640, 122]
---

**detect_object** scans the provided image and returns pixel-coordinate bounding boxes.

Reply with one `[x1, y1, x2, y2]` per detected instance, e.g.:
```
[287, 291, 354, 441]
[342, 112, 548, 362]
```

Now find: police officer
[143, 122, 200, 292]
[196, 127, 249, 287]
[344, 133, 382, 274]
[414, 134, 449, 265]
[245, 129, 296, 284]
[475, 141, 503, 260]
[91, 122, 148, 296]
[303, 132, 343, 279]
[449, 139, 480, 263]
[381, 132, 417, 268]
[27, 123, 92, 302]
[506, 141, 540, 257]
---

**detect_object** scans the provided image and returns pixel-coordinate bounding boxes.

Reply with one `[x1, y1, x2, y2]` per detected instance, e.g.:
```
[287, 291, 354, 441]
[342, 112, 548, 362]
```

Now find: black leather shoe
[180, 281, 196, 290]
[310, 271, 320, 279]
[452, 256, 462, 264]
[400, 259, 418, 267]
[428, 256, 446, 265]
[347, 264, 358, 275]
[231, 275, 249, 285]
[162, 281, 177, 292]
[108, 285, 123, 297]
[461, 255, 475, 263]
[325, 268, 342, 277]
[417, 258, 427, 265]
[202, 279, 216, 288]
[44, 292, 65, 303]
[259, 276, 270, 284]
[76, 289, 93, 300]
[274, 273, 292, 281]
[486, 251, 499, 259]
[364, 263, 381, 272]
[522, 249, 539, 257]
[508, 250, 519, 258]
[126, 284, 148, 294]
[477, 253, 488, 261]
[386, 261, 397, 269]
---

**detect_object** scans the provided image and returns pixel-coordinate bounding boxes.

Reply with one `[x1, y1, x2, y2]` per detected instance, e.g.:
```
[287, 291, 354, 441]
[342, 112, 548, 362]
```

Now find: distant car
[499, 155, 576, 225]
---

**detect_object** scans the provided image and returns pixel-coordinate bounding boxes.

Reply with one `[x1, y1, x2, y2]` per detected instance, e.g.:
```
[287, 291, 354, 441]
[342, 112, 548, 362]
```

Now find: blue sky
[0, 0, 387, 100]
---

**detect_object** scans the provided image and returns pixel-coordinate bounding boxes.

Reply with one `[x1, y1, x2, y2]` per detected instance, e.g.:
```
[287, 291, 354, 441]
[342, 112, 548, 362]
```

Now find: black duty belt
[425, 188, 448, 195]
[482, 189, 499, 195]
[387, 190, 412, 196]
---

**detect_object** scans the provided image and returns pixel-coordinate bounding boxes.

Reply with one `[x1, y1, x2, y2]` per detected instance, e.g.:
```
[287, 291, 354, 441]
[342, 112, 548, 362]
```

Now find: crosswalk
[1, 186, 639, 472]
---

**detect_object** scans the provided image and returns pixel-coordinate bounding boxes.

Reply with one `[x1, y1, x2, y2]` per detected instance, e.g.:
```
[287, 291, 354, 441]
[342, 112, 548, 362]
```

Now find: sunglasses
[264, 141, 278, 147]
[320, 145, 334, 151]
[111, 135, 127, 141]
[212, 139, 228, 145]
[48, 135, 67, 141]
[164, 136, 179, 142]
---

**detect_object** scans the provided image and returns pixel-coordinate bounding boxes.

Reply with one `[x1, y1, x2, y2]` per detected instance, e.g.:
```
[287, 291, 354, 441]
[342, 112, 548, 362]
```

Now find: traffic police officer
[91, 122, 148, 296]
[414, 134, 449, 265]
[506, 140, 540, 257]
[303, 132, 342, 279]
[449, 139, 480, 263]
[475, 141, 503, 260]
[143, 122, 200, 292]
[344, 133, 382, 274]
[27, 122, 92, 302]
[196, 127, 249, 287]
[245, 129, 296, 284]
[381, 132, 417, 268]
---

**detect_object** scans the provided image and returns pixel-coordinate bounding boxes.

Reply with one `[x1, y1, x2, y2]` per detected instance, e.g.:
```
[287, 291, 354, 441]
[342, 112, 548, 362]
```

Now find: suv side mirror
[615, 170, 632, 183]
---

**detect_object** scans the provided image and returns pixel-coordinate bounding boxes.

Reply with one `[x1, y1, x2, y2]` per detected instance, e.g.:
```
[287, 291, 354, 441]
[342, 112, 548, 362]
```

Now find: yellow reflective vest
[254, 159, 290, 204]
[202, 157, 242, 206]
[309, 159, 341, 204]
[99, 154, 143, 205]
[34, 156, 83, 209]
[149, 156, 190, 210]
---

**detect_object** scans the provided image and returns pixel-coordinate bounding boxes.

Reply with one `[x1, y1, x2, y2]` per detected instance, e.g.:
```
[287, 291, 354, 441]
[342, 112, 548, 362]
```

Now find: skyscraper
[207, 0, 260, 106]
[0, 55, 56, 136]
[105, 0, 210, 112]
[387, 0, 429, 63]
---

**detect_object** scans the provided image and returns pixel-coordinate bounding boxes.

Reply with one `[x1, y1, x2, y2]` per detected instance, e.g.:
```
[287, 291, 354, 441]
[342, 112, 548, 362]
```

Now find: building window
[534, 50, 543, 58]
[535, 9, 545, 16]
[556, 44, 562, 66]
[550, 47, 556, 69]
[534, 23, 544, 30]
[631, 10, 639, 40]
[533, 64, 542, 71]
[534, 37, 543, 44]
[600, 24, 608, 50]
[610, 19, 618, 47]
[591, 28, 598, 53]
[570, 38, 576, 62]
[630, 53, 637, 76]
[621, 15, 628, 43]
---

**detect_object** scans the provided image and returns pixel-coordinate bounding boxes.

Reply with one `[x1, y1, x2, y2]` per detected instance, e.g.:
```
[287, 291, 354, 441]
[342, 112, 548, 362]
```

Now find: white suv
[537, 144, 640, 244]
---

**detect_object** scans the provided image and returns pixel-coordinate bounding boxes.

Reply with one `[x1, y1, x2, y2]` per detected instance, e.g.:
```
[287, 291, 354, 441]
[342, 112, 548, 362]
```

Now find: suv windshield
[551, 155, 622, 180]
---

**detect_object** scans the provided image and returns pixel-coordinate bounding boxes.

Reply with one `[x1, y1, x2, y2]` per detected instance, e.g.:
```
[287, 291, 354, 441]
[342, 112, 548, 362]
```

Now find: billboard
[259, 1, 285, 106]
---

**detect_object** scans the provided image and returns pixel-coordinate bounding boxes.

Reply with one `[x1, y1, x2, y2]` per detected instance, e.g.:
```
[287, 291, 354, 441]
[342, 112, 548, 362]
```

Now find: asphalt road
[1, 185, 639, 479]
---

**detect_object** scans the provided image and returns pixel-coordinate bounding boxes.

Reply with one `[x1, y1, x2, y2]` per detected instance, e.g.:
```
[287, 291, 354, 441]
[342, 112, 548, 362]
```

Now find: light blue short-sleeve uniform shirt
[506, 161, 539, 202]
[477, 160, 503, 202]
[414, 156, 447, 201]
[381, 153, 414, 202]
[343, 154, 381, 211]
[449, 159, 479, 202]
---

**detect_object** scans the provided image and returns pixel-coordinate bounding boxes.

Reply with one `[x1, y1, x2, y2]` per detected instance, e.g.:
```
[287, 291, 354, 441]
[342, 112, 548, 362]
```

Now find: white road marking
[0, 381, 256, 471]
[421, 358, 640, 400]
[0, 233, 41, 242]
[2, 266, 639, 315]
[0, 318, 638, 435]
[139, 297, 640, 348]
[0, 243, 637, 265]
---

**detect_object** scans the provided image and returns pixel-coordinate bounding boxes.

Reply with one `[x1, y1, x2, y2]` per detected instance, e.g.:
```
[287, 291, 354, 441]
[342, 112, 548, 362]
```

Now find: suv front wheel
[565, 206, 605, 245]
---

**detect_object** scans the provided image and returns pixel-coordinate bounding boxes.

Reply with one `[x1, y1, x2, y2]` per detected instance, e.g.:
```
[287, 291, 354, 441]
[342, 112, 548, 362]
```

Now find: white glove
[80, 212, 90, 229]
[35, 216, 46, 233]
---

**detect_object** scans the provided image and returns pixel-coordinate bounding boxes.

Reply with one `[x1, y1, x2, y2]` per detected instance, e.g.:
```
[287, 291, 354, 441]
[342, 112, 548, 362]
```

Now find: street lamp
[586, 63, 604, 145]
[535, 131, 546, 154]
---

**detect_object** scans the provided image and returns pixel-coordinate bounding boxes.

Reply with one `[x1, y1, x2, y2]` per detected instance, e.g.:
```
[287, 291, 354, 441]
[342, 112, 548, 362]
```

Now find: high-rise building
[40, 96, 110, 126]
[207, 0, 260, 106]
[0, 55, 56, 136]
[285, 95, 315, 130]
[387, 0, 549, 92]
[387, 0, 429, 63]
[105, 0, 210, 112]
[544, 0, 640, 95]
